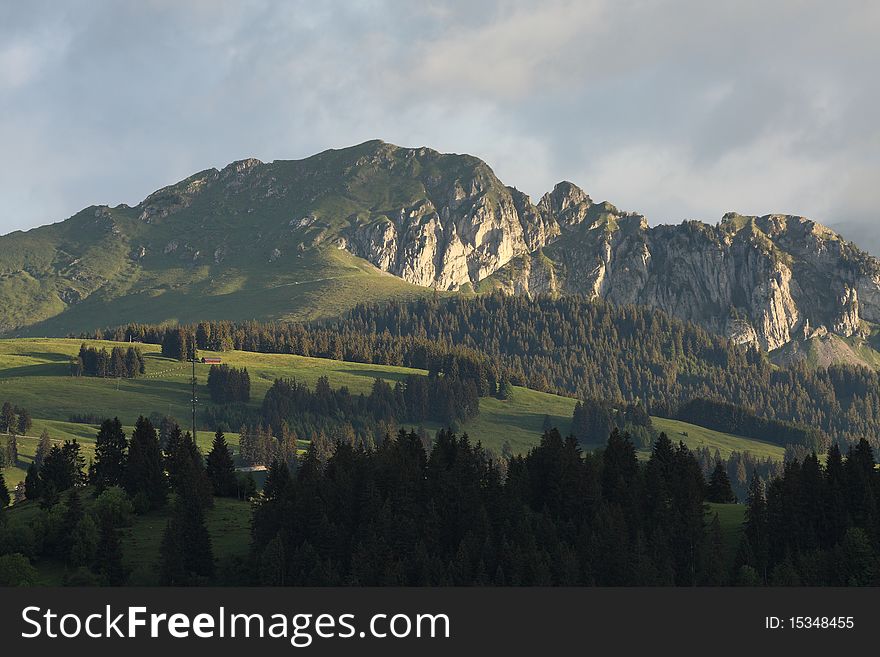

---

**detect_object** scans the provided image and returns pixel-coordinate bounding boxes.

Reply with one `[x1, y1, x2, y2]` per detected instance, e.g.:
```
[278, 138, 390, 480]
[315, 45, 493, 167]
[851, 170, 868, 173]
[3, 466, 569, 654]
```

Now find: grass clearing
[651, 417, 786, 461]
[4, 493, 252, 586]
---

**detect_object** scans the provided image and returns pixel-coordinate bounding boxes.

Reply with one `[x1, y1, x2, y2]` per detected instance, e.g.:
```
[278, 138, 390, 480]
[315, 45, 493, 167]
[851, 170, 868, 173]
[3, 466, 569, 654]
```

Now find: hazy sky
[2, 0, 878, 235]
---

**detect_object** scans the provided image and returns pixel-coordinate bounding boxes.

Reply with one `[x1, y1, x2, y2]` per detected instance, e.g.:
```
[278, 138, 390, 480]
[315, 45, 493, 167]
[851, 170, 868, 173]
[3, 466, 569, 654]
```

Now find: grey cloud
[0, 0, 877, 235]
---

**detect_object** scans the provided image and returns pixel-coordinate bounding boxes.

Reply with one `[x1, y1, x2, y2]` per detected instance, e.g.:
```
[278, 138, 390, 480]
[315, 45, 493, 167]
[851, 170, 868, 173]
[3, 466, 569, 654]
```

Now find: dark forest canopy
[91, 293, 880, 448]
[3, 414, 879, 586]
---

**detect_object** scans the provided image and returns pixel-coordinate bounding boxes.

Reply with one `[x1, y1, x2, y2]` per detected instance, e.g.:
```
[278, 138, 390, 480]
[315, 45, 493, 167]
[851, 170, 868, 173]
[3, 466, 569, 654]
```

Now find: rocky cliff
[485, 198, 880, 351]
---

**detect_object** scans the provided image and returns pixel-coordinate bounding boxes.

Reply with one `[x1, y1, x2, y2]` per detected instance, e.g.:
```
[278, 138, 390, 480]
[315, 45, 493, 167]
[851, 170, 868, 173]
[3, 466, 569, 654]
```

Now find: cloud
[0, 0, 878, 235]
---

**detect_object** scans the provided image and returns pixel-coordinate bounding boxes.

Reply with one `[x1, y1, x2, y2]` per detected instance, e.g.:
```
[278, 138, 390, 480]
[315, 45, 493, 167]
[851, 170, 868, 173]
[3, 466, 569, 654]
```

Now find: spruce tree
[707, 461, 737, 503]
[40, 441, 85, 493]
[34, 429, 51, 469]
[158, 518, 187, 585]
[158, 416, 181, 452]
[263, 458, 291, 501]
[740, 475, 769, 583]
[205, 430, 237, 497]
[24, 463, 42, 500]
[58, 488, 84, 561]
[0, 469, 9, 508]
[40, 480, 59, 509]
[95, 514, 127, 586]
[5, 433, 17, 467]
[16, 407, 32, 435]
[91, 417, 128, 492]
[602, 428, 639, 510]
[259, 534, 286, 585]
[159, 499, 215, 584]
[124, 416, 167, 510]
[824, 442, 849, 546]
[0, 401, 15, 434]
[168, 431, 213, 509]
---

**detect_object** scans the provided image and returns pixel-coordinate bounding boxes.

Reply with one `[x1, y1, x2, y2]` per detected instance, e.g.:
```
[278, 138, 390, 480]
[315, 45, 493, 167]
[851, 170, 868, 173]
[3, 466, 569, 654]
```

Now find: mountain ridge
[2, 139, 879, 361]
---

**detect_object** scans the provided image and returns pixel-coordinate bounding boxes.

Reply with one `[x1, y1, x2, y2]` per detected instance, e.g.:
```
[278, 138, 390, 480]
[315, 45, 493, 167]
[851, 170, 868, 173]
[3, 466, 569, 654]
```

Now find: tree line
[245, 428, 879, 586]
[207, 364, 251, 404]
[87, 320, 502, 394]
[85, 293, 880, 450]
[0, 415, 254, 586]
[71, 344, 146, 378]
[4, 417, 879, 586]
[668, 398, 823, 451]
[735, 439, 880, 585]
[570, 398, 653, 448]
[248, 374, 480, 463]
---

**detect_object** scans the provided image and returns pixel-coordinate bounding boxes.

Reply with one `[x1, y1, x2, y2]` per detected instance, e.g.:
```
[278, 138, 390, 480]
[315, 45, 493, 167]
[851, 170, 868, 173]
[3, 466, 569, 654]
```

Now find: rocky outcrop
[331, 144, 880, 352]
[489, 209, 879, 351]
[342, 160, 537, 290]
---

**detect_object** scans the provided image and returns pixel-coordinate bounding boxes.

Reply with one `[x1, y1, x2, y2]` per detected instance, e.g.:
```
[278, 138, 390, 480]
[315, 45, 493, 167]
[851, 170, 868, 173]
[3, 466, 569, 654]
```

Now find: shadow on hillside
[337, 368, 409, 383]
[0, 362, 70, 379]
[11, 351, 72, 363]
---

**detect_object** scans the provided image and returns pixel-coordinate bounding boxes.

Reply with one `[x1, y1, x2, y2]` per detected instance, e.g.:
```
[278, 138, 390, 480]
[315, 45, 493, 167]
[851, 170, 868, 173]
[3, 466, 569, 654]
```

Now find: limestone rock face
[343, 158, 536, 290]
[337, 145, 880, 352]
[490, 210, 880, 351]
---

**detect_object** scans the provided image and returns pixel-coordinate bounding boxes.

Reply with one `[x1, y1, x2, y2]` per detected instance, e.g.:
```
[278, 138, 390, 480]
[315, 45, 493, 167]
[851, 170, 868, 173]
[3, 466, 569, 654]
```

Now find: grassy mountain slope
[0, 140, 500, 337]
[1, 338, 788, 490]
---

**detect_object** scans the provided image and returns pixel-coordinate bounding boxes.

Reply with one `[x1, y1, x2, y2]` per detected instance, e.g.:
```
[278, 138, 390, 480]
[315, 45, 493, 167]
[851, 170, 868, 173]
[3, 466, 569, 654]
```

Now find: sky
[1, 0, 879, 235]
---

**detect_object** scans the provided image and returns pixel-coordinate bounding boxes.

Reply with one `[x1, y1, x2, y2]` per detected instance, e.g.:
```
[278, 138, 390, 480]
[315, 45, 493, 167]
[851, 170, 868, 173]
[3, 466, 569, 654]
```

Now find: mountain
[2, 139, 880, 361]
[483, 205, 880, 352]
[831, 221, 880, 258]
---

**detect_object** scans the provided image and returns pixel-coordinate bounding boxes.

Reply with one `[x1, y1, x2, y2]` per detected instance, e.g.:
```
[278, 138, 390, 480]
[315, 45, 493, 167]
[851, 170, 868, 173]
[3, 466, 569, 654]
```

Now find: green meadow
[1, 337, 788, 492]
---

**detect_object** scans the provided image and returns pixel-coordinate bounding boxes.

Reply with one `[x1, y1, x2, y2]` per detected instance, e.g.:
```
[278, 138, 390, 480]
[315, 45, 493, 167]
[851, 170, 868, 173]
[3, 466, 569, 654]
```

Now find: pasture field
[1, 338, 787, 493]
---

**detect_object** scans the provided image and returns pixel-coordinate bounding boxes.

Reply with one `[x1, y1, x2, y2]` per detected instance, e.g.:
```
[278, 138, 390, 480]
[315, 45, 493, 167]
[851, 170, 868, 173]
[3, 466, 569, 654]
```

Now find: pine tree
[0, 469, 9, 508]
[159, 501, 215, 584]
[259, 534, 286, 585]
[707, 461, 737, 503]
[39, 441, 85, 493]
[34, 429, 51, 469]
[15, 407, 31, 435]
[58, 488, 85, 561]
[263, 459, 291, 501]
[124, 416, 167, 510]
[602, 428, 639, 510]
[497, 378, 513, 400]
[739, 475, 769, 583]
[91, 417, 128, 492]
[158, 416, 181, 452]
[168, 431, 213, 509]
[0, 401, 15, 434]
[95, 515, 127, 586]
[4, 433, 17, 467]
[158, 518, 186, 585]
[24, 463, 42, 500]
[205, 430, 238, 497]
